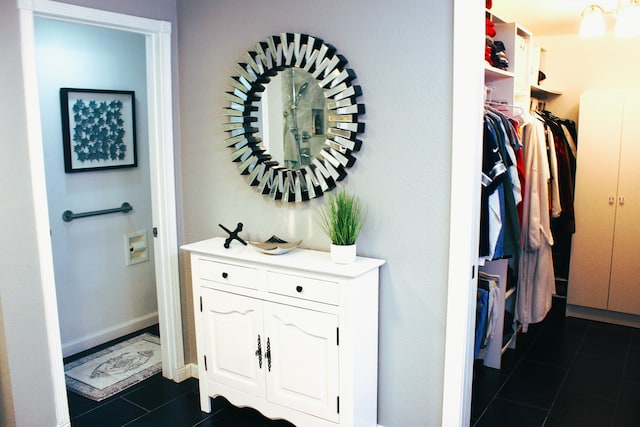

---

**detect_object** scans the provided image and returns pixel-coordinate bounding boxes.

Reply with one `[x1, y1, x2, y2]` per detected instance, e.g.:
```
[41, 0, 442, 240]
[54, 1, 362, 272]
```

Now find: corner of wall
[0, 298, 17, 427]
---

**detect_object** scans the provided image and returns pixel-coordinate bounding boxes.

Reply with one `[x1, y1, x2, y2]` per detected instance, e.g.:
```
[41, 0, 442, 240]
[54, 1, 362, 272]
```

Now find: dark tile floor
[67, 374, 295, 426]
[472, 298, 640, 427]
[65, 327, 295, 427]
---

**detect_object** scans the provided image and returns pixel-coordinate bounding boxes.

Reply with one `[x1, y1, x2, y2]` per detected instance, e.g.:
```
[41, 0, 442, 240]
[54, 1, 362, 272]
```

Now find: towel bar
[62, 202, 132, 222]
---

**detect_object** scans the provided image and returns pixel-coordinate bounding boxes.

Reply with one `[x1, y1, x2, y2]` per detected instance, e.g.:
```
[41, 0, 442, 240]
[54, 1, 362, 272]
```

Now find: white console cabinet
[182, 237, 385, 427]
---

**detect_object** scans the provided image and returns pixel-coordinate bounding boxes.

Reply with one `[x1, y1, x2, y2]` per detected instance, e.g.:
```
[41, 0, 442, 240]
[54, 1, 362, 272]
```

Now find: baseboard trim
[566, 304, 640, 328]
[172, 363, 195, 383]
[61, 312, 159, 357]
[187, 363, 199, 379]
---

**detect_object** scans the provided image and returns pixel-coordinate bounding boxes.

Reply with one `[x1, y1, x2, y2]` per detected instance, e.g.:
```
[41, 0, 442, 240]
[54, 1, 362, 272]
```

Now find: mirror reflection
[257, 68, 328, 169]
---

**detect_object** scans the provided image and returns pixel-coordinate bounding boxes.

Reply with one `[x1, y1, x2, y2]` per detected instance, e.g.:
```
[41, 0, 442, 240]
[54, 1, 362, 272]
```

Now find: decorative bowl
[248, 235, 302, 255]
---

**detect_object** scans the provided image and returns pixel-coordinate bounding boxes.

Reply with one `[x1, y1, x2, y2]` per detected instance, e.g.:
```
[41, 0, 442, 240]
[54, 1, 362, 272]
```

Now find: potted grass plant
[318, 188, 366, 264]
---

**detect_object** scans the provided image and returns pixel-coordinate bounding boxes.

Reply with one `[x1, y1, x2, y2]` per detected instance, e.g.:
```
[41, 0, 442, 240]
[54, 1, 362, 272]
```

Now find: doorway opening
[18, 1, 185, 425]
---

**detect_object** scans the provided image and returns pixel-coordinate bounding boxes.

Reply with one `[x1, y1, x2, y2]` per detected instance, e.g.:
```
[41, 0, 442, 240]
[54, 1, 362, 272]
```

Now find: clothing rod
[62, 202, 133, 222]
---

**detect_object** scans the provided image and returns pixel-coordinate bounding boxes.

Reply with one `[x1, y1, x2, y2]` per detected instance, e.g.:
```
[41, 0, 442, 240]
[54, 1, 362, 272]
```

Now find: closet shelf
[486, 9, 506, 24]
[485, 64, 514, 80]
[531, 84, 562, 99]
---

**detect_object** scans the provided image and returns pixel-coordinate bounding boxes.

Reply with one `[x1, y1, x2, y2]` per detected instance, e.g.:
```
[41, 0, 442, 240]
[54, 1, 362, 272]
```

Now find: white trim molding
[442, 0, 485, 425]
[18, 6, 70, 426]
[17, 1, 183, 425]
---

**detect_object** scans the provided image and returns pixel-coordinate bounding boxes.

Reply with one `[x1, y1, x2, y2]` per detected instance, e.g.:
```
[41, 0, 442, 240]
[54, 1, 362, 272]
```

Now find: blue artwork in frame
[60, 88, 137, 172]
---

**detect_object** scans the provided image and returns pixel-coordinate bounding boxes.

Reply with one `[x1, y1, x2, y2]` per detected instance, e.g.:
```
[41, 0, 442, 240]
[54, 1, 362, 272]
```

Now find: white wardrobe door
[568, 91, 624, 309]
[608, 93, 640, 315]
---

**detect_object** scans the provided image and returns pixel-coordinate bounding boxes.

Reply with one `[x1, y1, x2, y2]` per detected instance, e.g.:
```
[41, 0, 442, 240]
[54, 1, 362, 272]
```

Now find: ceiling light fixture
[580, 0, 640, 38]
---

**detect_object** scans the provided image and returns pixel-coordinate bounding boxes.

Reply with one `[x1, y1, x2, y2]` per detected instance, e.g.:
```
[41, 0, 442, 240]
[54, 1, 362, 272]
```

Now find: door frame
[18, 0, 185, 425]
[442, 0, 485, 425]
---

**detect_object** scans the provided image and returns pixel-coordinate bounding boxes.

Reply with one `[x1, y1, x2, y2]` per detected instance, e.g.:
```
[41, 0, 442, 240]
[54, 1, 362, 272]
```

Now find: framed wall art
[60, 88, 137, 172]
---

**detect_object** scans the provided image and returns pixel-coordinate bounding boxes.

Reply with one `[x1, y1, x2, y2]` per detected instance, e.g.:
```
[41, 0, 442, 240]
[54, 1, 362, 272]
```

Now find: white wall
[536, 34, 640, 123]
[35, 18, 157, 356]
[0, 1, 180, 425]
[177, 1, 453, 425]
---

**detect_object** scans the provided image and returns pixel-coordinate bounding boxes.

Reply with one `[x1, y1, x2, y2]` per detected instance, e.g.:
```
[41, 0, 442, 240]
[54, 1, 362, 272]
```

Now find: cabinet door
[201, 288, 265, 397]
[568, 92, 624, 309]
[264, 302, 339, 423]
[608, 94, 640, 315]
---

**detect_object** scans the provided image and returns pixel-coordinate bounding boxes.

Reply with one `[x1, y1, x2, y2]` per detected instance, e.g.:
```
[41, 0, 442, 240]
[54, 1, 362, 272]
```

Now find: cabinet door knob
[296, 285, 303, 293]
[609, 196, 615, 205]
[619, 196, 625, 205]
[222, 272, 229, 279]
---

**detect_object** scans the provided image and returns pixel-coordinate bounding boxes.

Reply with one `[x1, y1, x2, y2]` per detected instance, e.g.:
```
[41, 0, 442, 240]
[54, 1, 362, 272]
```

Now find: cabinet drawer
[267, 272, 338, 305]
[198, 259, 259, 290]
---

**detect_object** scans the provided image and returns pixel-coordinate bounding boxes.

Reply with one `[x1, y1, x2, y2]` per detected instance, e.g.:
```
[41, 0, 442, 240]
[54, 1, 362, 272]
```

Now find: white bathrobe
[516, 114, 555, 331]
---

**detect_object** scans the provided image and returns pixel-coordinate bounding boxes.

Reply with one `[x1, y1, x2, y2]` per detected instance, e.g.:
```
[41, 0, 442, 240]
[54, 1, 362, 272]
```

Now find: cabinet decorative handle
[265, 337, 272, 372]
[222, 272, 229, 279]
[255, 334, 262, 369]
[619, 196, 625, 205]
[609, 196, 615, 205]
[296, 285, 303, 293]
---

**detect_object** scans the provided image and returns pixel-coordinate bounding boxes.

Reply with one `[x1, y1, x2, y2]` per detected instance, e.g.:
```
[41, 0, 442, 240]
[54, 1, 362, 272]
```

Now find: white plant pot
[330, 244, 356, 264]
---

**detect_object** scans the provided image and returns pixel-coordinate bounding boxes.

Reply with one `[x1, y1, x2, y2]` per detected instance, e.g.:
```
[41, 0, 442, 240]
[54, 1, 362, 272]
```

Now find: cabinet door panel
[202, 288, 265, 397]
[568, 92, 624, 309]
[609, 94, 640, 315]
[264, 302, 339, 422]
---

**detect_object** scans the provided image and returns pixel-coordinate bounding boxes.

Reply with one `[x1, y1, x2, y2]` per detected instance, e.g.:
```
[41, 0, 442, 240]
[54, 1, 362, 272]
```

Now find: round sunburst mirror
[223, 33, 365, 202]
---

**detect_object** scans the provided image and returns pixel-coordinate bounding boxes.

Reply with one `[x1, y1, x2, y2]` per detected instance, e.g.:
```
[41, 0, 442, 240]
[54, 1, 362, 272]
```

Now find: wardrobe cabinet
[182, 237, 385, 427]
[568, 91, 640, 316]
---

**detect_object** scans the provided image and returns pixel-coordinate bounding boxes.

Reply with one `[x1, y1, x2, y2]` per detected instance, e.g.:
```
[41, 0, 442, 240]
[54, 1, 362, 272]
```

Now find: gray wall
[0, 1, 179, 425]
[176, 1, 454, 425]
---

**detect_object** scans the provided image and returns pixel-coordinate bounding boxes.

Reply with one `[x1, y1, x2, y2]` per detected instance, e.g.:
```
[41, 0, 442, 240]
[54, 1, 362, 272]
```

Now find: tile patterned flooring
[65, 299, 640, 426]
[471, 299, 640, 426]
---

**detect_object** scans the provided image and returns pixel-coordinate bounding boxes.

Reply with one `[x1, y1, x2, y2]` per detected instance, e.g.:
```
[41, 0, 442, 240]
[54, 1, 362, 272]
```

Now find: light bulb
[615, 3, 640, 38]
[580, 5, 607, 37]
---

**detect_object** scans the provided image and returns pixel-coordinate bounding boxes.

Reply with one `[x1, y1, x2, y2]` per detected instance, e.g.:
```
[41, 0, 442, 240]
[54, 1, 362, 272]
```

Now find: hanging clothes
[475, 272, 500, 359]
[479, 106, 523, 266]
[516, 113, 555, 331]
[538, 110, 578, 234]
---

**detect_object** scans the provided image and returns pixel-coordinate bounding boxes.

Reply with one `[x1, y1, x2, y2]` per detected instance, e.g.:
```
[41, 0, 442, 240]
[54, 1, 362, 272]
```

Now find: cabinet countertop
[182, 237, 385, 279]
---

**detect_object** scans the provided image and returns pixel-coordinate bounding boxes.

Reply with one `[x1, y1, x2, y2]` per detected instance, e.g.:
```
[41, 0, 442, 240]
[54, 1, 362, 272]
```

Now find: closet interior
[477, 2, 576, 369]
[478, 0, 640, 372]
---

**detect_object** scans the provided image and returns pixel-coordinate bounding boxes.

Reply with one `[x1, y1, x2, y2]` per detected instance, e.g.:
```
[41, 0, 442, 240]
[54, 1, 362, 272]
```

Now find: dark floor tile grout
[121, 395, 155, 412]
[493, 395, 553, 412]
